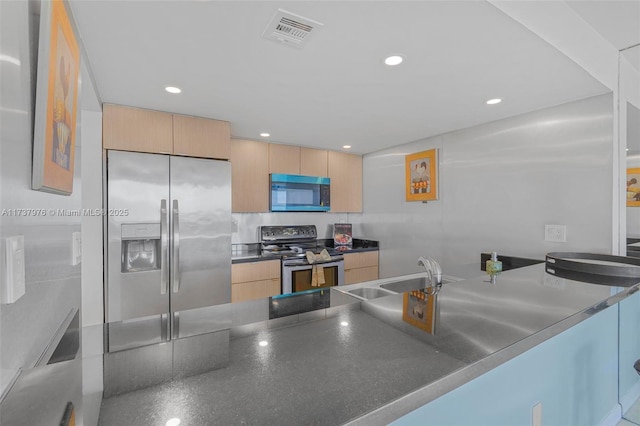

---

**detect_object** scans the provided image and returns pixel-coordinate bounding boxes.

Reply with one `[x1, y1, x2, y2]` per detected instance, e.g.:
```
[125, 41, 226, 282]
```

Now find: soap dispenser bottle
[486, 252, 502, 276]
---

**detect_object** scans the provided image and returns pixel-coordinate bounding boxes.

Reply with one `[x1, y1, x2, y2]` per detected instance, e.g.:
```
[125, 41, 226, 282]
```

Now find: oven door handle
[283, 260, 344, 269]
[282, 260, 345, 294]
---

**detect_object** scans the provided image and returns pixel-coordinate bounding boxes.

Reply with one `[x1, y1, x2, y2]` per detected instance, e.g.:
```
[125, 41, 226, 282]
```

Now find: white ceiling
[565, 0, 640, 51]
[566, 0, 640, 72]
[70, 1, 625, 154]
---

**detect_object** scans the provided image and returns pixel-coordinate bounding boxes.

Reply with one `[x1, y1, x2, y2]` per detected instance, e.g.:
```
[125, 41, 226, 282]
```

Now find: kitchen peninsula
[93, 263, 636, 426]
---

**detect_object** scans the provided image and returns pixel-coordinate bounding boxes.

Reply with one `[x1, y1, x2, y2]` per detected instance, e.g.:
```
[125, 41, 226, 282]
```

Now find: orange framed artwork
[405, 148, 438, 202]
[628, 168, 640, 207]
[32, 0, 80, 195]
[402, 289, 437, 335]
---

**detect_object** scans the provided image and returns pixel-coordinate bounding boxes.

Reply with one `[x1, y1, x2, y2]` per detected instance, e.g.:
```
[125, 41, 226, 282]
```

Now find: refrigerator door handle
[160, 199, 169, 295]
[172, 199, 180, 293]
[161, 313, 170, 342]
[172, 312, 180, 340]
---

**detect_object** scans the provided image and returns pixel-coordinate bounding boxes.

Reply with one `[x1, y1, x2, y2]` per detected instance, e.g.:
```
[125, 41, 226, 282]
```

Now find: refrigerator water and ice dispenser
[121, 223, 161, 273]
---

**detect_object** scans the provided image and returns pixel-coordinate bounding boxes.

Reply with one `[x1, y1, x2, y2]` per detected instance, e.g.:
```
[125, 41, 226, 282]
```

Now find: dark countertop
[98, 308, 465, 426]
[231, 238, 379, 264]
[97, 263, 639, 426]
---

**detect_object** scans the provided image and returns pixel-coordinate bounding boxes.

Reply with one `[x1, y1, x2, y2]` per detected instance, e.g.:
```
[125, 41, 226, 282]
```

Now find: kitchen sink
[379, 277, 455, 293]
[347, 287, 394, 300]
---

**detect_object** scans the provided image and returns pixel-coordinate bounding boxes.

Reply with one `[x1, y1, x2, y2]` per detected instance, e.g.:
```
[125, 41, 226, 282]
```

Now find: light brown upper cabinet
[173, 114, 230, 159]
[300, 147, 328, 177]
[230, 139, 270, 212]
[268, 144, 300, 174]
[328, 151, 363, 212]
[231, 139, 360, 213]
[268, 145, 328, 177]
[103, 104, 173, 154]
[103, 104, 230, 159]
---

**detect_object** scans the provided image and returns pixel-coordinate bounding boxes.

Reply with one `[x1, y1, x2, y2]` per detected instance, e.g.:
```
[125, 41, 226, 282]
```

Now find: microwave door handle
[160, 199, 168, 295]
[172, 200, 180, 293]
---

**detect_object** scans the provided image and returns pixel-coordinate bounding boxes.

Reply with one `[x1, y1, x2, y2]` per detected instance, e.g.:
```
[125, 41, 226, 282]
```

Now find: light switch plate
[72, 231, 82, 266]
[544, 224, 567, 242]
[3, 235, 25, 304]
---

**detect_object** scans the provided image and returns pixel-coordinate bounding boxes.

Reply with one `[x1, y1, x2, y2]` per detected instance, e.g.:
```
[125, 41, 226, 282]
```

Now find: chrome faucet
[418, 256, 442, 289]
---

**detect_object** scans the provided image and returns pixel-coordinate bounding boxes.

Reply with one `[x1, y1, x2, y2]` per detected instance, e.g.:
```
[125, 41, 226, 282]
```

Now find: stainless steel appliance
[260, 225, 344, 294]
[269, 174, 330, 212]
[104, 151, 231, 395]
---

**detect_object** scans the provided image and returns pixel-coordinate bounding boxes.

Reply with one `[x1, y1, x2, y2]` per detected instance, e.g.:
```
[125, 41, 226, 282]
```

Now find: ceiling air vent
[262, 9, 324, 49]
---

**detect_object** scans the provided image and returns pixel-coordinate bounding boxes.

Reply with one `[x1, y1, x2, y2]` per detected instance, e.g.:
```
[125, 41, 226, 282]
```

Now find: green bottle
[486, 252, 502, 275]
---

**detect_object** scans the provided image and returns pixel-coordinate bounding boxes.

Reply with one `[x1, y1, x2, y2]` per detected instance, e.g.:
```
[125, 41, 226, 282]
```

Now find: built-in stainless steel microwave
[270, 174, 330, 212]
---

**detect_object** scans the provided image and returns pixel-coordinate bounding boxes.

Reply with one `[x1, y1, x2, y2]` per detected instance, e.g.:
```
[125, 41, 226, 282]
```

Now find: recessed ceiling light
[259, 340, 268, 347]
[384, 55, 404, 66]
[486, 98, 502, 105]
[260, 133, 270, 138]
[166, 418, 181, 426]
[342, 145, 351, 149]
[340, 321, 349, 327]
[165, 86, 182, 94]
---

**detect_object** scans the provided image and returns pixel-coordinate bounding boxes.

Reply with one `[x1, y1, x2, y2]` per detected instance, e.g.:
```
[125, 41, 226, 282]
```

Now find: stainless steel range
[260, 225, 345, 294]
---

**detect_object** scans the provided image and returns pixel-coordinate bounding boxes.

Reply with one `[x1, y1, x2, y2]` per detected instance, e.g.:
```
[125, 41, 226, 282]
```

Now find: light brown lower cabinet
[231, 259, 281, 303]
[344, 251, 379, 285]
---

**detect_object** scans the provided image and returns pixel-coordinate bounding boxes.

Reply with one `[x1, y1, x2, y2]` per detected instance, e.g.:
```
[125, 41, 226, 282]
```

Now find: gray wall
[0, 0, 82, 395]
[1, 1, 104, 422]
[359, 93, 614, 278]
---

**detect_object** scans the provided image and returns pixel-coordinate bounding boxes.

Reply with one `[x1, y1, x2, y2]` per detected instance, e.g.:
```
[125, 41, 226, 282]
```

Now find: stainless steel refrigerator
[103, 150, 231, 395]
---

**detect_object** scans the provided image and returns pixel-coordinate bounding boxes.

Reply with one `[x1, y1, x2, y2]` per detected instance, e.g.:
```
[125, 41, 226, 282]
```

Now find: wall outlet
[72, 232, 82, 266]
[2, 235, 25, 304]
[545, 224, 567, 243]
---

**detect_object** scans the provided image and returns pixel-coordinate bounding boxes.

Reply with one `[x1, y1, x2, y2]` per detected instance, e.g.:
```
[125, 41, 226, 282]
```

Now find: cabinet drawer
[232, 260, 280, 283]
[344, 251, 379, 269]
[344, 266, 379, 285]
[231, 277, 281, 303]
[265, 278, 281, 297]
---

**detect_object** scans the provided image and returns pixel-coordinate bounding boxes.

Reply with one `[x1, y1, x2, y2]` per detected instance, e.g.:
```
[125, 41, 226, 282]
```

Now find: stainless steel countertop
[343, 263, 638, 424]
[95, 263, 637, 426]
[356, 265, 618, 363]
[18, 263, 635, 426]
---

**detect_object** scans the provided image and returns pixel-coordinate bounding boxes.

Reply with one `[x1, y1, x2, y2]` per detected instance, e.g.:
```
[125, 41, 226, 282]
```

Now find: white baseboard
[621, 380, 640, 413]
[599, 404, 622, 426]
